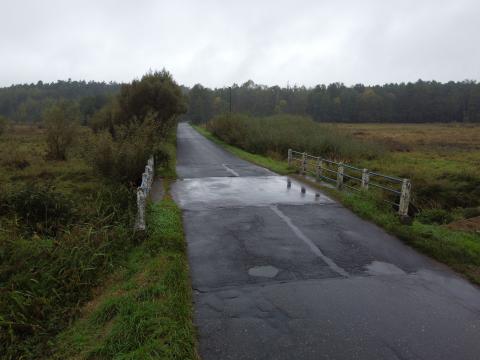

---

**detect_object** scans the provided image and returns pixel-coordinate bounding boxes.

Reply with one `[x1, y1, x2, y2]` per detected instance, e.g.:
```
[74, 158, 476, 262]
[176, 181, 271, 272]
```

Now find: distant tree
[274, 99, 287, 114]
[187, 84, 214, 123]
[79, 94, 109, 125]
[0, 115, 7, 136]
[43, 101, 79, 160]
[0, 80, 120, 123]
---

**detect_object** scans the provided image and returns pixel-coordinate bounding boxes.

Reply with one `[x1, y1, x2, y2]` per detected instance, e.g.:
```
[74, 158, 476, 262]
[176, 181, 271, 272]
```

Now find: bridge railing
[288, 149, 411, 216]
[135, 156, 155, 231]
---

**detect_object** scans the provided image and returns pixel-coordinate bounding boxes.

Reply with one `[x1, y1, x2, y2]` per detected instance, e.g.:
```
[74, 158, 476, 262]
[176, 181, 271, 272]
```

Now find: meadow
[336, 123, 480, 221]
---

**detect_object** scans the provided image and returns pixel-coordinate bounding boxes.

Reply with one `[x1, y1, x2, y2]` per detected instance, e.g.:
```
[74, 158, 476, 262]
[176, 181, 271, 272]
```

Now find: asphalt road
[172, 122, 480, 360]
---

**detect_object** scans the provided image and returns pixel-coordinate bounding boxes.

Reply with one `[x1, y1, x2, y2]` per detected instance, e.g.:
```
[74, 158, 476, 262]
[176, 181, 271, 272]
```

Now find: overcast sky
[1, 0, 479, 88]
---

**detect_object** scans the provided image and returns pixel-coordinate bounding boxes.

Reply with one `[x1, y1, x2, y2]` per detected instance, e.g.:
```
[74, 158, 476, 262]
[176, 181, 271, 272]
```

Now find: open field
[334, 123, 480, 221]
[336, 123, 480, 151]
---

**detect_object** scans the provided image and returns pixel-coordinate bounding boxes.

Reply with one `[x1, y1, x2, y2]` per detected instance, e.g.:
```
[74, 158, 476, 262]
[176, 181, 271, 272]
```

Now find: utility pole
[229, 86, 232, 114]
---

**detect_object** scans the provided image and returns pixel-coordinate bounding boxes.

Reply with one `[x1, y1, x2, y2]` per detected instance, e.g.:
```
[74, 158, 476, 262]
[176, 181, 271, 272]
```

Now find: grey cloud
[1, 0, 479, 87]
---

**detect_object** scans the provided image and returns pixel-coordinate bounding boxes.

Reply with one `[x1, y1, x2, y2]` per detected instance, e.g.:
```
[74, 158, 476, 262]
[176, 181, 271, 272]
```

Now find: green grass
[194, 125, 480, 285]
[52, 188, 198, 360]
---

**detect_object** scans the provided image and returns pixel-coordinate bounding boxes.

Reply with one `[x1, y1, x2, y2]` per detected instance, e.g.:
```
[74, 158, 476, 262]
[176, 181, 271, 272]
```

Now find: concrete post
[135, 187, 146, 231]
[336, 163, 344, 190]
[288, 149, 292, 166]
[361, 168, 369, 190]
[399, 179, 411, 216]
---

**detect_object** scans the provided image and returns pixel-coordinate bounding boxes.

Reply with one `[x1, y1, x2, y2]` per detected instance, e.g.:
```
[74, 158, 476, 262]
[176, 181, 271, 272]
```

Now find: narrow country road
[172, 122, 480, 360]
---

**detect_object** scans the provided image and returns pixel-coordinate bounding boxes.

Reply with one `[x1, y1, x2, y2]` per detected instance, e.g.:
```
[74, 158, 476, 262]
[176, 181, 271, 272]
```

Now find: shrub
[417, 208, 454, 225]
[87, 70, 186, 184]
[88, 98, 120, 134]
[43, 101, 79, 160]
[89, 117, 156, 185]
[3, 184, 74, 236]
[463, 207, 480, 219]
[207, 113, 383, 162]
[117, 70, 186, 137]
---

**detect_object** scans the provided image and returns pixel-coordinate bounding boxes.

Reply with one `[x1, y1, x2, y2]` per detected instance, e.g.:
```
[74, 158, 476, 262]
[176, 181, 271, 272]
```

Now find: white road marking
[270, 205, 349, 278]
[222, 163, 240, 177]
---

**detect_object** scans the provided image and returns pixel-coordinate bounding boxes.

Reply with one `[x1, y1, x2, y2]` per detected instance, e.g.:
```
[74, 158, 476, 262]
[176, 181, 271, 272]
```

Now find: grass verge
[52, 129, 198, 359]
[193, 125, 480, 285]
[52, 181, 198, 359]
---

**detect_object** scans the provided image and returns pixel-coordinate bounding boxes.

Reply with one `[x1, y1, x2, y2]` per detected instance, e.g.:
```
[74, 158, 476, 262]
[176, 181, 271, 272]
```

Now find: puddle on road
[248, 265, 280, 278]
[365, 261, 406, 276]
[172, 176, 335, 210]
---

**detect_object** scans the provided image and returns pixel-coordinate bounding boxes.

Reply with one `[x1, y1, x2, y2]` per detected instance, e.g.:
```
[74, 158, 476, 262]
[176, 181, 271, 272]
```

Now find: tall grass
[52, 152, 197, 359]
[0, 125, 139, 359]
[207, 114, 383, 162]
[0, 184, 135, 359]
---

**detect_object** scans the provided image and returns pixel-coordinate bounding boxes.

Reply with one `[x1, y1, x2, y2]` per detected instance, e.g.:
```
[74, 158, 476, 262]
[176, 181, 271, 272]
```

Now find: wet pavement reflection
[172, 175, 335, 210]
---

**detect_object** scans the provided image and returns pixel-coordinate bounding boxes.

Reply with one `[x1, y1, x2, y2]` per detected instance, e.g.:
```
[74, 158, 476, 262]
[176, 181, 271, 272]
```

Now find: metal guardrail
[288, 149, 411, 216]
[135, 156, 155, 231]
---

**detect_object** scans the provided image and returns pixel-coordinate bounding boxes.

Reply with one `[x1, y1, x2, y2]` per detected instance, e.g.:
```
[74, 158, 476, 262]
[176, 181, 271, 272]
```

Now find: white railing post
[399, 179, 411, 216]
[336, 162, 344, 190]
[142, 173, 148, 189]
[287, 149, 292, 166]
[135, 187, 146, 231]
[135, 155, 155, 231]
[302, 152, 307, 174]
[361, 168, 369, 190]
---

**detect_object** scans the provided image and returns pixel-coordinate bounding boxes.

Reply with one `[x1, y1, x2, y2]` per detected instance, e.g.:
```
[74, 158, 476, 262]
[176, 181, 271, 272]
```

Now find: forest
[185, 80, 480, 124]
[0, 80, 120, 123]
[3, 79, 480, 125]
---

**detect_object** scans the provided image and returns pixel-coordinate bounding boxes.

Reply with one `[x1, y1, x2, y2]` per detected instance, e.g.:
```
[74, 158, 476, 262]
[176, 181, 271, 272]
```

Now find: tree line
[185, 79, 480, 123]
[0, 80, 120, 123]
[2, 78, 480, 125]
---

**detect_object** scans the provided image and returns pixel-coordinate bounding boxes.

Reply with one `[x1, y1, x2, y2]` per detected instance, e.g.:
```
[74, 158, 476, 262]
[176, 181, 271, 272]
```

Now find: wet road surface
[172, 123, 480, 360]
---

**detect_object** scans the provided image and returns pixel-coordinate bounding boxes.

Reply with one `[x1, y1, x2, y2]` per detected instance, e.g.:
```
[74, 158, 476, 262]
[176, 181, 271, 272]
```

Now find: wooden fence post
[336, 163, 344, 190]
[288, 149, 292, 166]
[399, 179, 411, 216]
[302, 152, 307, 174]
[361, 168, 369, 190]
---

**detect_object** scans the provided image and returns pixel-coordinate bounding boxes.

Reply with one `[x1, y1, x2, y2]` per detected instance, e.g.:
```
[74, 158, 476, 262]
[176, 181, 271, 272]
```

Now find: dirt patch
[447, 216, 480, 232]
